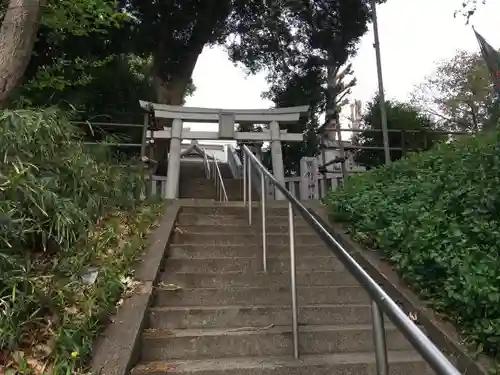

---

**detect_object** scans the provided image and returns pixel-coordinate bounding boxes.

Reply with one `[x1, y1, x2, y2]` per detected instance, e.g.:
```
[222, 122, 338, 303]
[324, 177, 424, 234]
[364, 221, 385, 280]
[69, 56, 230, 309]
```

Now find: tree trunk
[152, 74, 188, 106]
[151, 42, 205, 106]
[150, 43, 205, 166]
[325, 62, 349, 182]
[325, 63, 338, 138]
[0, 0, 45, 109]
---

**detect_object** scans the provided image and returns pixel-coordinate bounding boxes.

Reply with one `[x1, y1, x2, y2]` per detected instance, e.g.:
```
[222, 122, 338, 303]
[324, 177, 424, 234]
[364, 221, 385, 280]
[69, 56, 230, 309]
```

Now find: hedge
[326, 131, 500, 357]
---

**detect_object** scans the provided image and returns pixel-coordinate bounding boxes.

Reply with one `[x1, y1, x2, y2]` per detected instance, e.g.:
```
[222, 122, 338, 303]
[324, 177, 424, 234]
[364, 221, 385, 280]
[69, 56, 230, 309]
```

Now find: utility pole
[371, 0, 391, 164]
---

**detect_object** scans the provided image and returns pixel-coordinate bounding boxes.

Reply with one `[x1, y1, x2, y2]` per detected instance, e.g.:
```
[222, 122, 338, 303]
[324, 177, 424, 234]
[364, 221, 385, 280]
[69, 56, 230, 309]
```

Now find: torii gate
[139, 101, 309, 199]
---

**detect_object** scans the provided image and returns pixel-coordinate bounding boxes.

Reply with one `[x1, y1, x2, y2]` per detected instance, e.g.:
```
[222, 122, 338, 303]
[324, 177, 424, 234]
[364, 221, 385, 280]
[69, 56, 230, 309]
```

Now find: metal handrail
[212, 156, 228, 201]
[241, 145, 460, 375]
[227, 144, 243, 178]
[202, 148, 211, 179]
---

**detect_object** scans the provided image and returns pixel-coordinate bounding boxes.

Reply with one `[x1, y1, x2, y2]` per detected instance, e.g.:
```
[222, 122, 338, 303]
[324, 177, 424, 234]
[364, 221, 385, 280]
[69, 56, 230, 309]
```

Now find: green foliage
[353, 97, 445, 169]
[411, 50, 497, 131]
[42, 0, 125, 36]
[20, 55, 152, 119]
[8, 0, 128, 107]
[256, 1, 384, 174]
[263, 67, 322, 175]
[326, 130, 500, 356]
[0, 108, 160, 372]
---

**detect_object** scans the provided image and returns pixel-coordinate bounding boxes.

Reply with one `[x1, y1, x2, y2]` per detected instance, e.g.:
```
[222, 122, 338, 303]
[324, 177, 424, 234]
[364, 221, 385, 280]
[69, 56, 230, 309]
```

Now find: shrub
[0, 108, 150, 371]
[326, 131, 500, 356]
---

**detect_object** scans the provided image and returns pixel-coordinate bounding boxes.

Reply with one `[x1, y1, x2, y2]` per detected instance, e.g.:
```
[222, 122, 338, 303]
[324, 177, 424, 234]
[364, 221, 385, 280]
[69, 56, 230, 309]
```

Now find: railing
[202, 148, 211, 179]
[227, 145, 243, 178]
[210, 156, 228, 201]
[201, 148, 227, 201]
[241, 144, 460, 375]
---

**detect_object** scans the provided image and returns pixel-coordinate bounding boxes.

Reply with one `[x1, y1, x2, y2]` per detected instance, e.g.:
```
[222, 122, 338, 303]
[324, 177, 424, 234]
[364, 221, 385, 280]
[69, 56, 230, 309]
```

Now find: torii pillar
[165, 119, 182, 198]
[270, 120, 285, 200]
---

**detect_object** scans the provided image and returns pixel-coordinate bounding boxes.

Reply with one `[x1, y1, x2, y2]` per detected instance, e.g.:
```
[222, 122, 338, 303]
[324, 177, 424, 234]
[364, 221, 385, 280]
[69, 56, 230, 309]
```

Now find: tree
[0, 0, 46, 108]
[255, 0, 381, 175]
[0, 0, 125, 108]
[116, 0, 384, 108]
[264, 67, 323, 175]
[354, 97, 444, 169]
[119, 0, 241, 105]
[411, 50, 496, 132]
[455, 0, 486, 22]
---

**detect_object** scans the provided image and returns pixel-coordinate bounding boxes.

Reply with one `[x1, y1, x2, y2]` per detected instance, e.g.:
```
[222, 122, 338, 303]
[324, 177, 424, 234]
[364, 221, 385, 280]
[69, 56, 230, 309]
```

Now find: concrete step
[132, 351, 429, 375]
[179, 172, 208, 180]
[159, 271, 357, 288]
[167, 243, 331, 259]
[180, 206, 298, 216]
[179, 195, 233, 200]
[153, 285, 368, 306]
[140, 324, 413, 360]
[178, 184, 248, 200]
[179, 192, 243, 200]
[171, 233, 325, 246]
[173, 224, 315, 234]
[148, 303, 375, 329]
[176, 214, 309, 226]
[179, 190, 216, 200]
[163, 256, 344, 273]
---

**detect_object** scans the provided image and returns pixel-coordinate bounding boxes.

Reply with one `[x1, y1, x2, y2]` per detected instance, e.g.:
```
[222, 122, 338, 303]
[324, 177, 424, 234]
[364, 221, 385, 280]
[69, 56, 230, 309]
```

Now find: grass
[0, 108, 165, 374]
[1, 201, 164, 374]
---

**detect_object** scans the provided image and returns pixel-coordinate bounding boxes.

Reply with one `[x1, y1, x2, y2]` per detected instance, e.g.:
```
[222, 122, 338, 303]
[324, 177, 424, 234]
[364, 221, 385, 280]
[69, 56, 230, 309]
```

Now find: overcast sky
[184, 0, 500, 132]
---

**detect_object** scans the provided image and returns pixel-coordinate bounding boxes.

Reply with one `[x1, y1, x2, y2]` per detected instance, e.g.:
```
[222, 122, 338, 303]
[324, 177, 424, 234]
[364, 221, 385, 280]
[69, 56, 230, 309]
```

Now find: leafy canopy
[353, 96, 445, 169]
[411, 50, 497, 132]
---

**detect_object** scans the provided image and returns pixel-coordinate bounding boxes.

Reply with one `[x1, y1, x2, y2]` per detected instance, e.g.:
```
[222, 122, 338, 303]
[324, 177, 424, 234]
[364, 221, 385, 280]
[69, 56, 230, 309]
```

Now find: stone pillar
[269, 120, 285, 200]
[300, 157, 319, 200]
[165, 118, 183, 199]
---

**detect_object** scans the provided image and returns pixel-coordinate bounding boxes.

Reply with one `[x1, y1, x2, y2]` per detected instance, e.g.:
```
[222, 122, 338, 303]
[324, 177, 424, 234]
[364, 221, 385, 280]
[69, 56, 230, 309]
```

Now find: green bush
[0, 108, 147, 365]
[326, 131, 500, 356]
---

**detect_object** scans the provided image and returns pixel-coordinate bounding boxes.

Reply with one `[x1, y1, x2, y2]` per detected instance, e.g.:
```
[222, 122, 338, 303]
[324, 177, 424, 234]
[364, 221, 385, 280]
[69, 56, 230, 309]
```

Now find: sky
[184, 0, 500, 132]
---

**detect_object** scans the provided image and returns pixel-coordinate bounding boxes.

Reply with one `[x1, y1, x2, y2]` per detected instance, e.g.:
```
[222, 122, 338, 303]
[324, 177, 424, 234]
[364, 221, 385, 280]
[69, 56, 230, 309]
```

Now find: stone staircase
[130, 204, 430, 375]
[179, 160, 244, 200]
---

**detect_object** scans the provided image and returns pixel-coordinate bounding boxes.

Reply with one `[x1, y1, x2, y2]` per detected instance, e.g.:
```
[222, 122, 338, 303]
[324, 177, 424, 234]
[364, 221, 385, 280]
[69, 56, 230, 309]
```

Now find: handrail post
[215, 171, 218, 197]
[248, 160, 252, 225]
[214, 161, 217, 187]
[243, 154, 247, 205]
[260, 171, 267, 272]
[288, 202, 299, 359]
[372, 300, 389, 375]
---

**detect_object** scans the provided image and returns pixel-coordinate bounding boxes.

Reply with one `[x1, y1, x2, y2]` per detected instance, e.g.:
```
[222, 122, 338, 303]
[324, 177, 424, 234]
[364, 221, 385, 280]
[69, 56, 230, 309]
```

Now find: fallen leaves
[174, 226, 185, 234]
[157, 282, 182, 291]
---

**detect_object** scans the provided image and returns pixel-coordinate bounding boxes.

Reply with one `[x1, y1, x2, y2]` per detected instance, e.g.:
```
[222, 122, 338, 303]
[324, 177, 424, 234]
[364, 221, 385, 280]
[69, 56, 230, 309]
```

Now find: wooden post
[401, 130, 406, 157]
[336, 123, 348, 185]
[320, 133, 327, 194]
